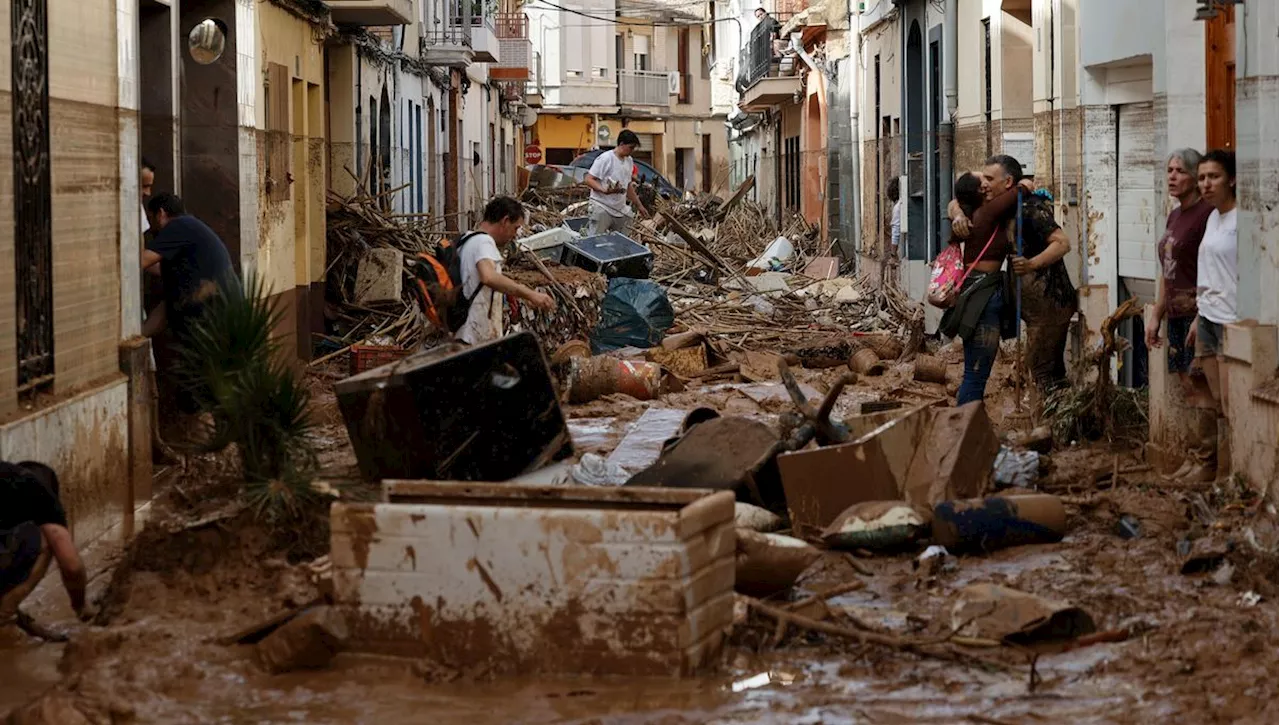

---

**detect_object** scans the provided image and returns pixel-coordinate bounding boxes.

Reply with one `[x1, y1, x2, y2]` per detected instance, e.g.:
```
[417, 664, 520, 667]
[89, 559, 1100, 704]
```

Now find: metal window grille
[12, 0, 53, 393]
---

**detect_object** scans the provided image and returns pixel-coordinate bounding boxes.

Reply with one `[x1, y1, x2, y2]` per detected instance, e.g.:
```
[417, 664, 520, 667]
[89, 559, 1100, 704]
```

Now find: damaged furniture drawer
[334, 332, 573, 482]
[331, 482, 736, 677]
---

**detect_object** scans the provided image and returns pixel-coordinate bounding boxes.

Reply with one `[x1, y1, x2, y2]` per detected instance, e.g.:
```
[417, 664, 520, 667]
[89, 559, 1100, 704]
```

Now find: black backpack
[411, 231, 485, 334]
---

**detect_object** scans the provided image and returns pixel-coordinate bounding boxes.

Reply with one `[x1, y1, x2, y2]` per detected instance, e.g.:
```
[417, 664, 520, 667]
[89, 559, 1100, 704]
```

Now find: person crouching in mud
[0, 462, 91, 631]
[941, 171, 1036, 406]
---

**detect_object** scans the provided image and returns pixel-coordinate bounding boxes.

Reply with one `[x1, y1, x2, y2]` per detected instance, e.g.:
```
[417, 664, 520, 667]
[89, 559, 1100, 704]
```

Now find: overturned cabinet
[331, 482, 736, 676]
[335, 332, 573, 481]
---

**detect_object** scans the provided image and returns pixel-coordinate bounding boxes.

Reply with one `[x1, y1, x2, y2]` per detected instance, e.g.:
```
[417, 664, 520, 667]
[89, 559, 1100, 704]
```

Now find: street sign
[524, 144, 542, 165]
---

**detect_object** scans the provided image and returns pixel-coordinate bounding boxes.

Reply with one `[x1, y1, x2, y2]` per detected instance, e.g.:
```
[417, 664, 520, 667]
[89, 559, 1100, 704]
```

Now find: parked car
[569, 148, 683, 200]
[525, 163, 588, 191]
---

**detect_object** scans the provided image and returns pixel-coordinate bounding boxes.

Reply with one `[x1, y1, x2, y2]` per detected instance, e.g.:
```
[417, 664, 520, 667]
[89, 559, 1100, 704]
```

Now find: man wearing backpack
[454, 196, 555, 345]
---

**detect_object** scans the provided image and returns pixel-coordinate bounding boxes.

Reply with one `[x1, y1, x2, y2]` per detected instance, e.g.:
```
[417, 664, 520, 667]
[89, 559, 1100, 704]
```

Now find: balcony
[618, 69, 670, 108]
[465, 14, 499, 63]
[526, 51, 544, 107]
[491, 13, 531, 82]
[328, 0, 413, 26]
[422, 21, 473, 67]
[736, 19, 801, 111]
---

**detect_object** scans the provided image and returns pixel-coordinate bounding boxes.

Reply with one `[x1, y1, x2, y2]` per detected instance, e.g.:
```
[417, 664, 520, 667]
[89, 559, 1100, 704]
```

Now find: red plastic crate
[349, 345, 410, 376]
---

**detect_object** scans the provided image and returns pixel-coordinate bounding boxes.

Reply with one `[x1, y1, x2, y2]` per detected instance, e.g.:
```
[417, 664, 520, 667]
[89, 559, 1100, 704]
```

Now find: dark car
[569, 148, 682, 200]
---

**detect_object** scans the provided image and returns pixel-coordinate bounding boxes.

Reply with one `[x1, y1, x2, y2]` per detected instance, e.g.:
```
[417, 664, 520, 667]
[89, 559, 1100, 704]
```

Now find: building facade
[526, 0, 730, 196]
[0, 0, 145, 551]
[725, 0, 850, 242]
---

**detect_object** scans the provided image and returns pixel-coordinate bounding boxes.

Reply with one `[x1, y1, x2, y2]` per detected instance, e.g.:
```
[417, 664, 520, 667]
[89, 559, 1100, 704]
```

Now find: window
[982, 17, 992, 156]
[678, 28, 691, 103]
[633, 34, 649, 71]
[13, 0, 53, 392]
[700, 27, 710, 79]
[265, 63, 291, 201]
[784, 135, 800, 210]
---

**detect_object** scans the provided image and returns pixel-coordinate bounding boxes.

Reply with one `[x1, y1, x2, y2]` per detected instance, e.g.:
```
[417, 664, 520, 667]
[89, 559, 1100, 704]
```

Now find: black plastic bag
[590, 278, 675, 353]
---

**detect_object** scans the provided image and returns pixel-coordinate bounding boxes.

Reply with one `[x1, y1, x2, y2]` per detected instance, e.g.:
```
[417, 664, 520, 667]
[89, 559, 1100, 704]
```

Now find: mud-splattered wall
[255, 1, 327, 361]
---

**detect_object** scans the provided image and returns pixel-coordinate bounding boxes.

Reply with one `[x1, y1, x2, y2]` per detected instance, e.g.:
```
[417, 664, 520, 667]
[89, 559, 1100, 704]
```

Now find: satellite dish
[597, 123, 612, 142]
[520, 107, 538, 128]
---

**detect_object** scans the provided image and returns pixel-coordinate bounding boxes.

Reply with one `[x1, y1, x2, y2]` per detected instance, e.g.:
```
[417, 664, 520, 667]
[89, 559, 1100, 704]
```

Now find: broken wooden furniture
[335, 332, 573, 482]
[331, 482, 735, 676]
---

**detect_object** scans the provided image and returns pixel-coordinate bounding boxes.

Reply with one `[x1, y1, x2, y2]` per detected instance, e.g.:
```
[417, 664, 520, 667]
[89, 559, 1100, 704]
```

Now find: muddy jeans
[1026, 322, 1070, 392]
[957, 285, 1004, 406]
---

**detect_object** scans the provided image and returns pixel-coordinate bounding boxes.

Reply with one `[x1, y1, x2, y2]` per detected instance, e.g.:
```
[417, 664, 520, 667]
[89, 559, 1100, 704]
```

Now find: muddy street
[3, 357, 1276, 725]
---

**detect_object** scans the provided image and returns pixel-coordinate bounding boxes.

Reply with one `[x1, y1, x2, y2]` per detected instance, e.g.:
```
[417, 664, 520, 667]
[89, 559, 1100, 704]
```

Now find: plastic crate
[348, 345, 410, 376]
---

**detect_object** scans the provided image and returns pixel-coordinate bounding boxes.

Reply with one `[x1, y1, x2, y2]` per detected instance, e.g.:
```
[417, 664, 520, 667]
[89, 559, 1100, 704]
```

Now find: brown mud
[3, 361, 1277, 724]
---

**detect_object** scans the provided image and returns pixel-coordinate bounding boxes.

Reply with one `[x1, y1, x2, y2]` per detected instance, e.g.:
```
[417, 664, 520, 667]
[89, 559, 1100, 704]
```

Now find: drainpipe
[849, 33, 864, 269]
[944, 0, 957, 116]
[941, 0, 958, 244]
[356, 52, 364, 177]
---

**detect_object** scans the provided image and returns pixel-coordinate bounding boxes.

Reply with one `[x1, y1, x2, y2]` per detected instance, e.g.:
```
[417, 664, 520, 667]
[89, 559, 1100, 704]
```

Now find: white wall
[528, 0, 618, 108]
[1235, 0, 1279, 325]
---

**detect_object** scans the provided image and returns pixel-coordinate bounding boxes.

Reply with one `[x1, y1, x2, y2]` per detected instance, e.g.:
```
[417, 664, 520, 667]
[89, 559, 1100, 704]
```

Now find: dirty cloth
[1026, 322, 1070, 392]
[940, 270, 1002, 341]
[953, 276, 1004, 407]
[1008, 194, 1077, 317]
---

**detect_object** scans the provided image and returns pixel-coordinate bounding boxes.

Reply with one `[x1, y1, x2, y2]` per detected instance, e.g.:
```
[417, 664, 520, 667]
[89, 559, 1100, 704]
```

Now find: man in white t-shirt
[585, 130, 651, 236]
[456, 196, 556, 346]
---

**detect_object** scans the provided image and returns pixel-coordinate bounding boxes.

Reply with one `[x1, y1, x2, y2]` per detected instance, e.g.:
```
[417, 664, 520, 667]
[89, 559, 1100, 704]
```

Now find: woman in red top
[1145, 148, 1214, 396]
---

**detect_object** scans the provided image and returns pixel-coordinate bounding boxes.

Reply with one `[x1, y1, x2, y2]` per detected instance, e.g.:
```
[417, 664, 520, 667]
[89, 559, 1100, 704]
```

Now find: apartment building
[525, 0, 729, 195]
[724, 0, 851, 241]
[329, 0, 527, 231]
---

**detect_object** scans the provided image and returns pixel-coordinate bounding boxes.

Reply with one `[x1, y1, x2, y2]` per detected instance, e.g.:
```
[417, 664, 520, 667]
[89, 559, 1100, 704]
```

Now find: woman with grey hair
[1147, 148, 1213, 382]
[1146, 147, 1215, 479]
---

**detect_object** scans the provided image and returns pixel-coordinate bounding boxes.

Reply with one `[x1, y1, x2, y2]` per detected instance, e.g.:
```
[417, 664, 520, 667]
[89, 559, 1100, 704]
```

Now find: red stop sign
[524, 144, 542, 165]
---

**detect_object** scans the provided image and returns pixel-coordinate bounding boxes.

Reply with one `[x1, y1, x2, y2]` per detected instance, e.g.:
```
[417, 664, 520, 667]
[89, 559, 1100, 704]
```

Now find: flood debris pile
[323, 187, 443, 354]
[321, 186, 610, 364]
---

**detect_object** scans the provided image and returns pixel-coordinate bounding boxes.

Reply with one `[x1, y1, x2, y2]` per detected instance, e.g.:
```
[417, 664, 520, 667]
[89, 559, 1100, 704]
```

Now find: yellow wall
[533, 114, 596, 157]
[256, 2, 326, 302]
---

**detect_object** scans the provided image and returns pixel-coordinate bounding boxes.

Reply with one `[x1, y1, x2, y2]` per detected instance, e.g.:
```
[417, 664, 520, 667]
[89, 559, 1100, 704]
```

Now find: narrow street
[0, 0, 1277, 723]
[4, 347, 1276, 723]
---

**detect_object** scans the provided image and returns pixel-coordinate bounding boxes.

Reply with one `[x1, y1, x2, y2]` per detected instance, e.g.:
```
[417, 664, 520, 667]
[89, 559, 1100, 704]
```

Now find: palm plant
[171, 274, 319, 522]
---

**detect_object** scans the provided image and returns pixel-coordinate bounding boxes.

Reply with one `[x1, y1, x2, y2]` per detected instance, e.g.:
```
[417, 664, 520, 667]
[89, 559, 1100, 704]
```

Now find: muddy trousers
[0, 523, 51, 624]
[1025, 322, 1070, 393]
[957, 286, 1004, 406]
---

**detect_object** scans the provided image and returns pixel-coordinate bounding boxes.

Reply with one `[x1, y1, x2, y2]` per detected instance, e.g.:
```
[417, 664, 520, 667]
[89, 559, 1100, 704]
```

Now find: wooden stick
[745, 598, 1014, 671]
[786, 580, 867, 613]
[522, 250, 586, 320]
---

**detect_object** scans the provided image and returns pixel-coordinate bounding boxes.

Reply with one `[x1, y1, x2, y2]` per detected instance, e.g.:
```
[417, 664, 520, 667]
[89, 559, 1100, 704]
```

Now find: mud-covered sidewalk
[3, 359, 1277, 725]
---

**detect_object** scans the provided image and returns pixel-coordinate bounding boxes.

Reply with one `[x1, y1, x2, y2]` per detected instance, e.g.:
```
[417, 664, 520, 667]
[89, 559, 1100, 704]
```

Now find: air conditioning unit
[668, 71, 681, 95]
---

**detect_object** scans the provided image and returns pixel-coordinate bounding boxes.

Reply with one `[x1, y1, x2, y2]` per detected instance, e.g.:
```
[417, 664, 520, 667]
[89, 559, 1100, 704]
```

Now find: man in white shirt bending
[456, 196, 556, 346]
[585, 130, 651, 236]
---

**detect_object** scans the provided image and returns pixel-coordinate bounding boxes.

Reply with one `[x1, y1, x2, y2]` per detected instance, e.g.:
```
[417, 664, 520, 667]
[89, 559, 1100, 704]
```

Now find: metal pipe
[944, 0, 957, 116]
[849, 34, 864, 269]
